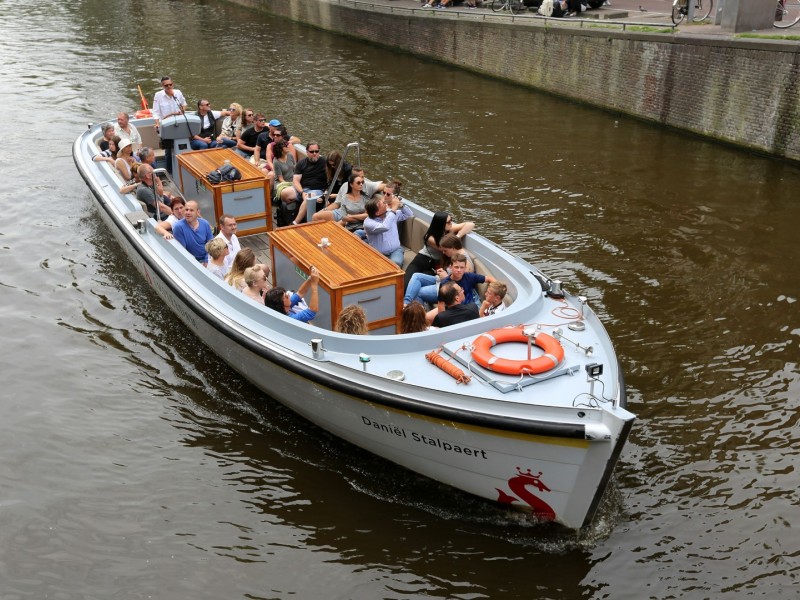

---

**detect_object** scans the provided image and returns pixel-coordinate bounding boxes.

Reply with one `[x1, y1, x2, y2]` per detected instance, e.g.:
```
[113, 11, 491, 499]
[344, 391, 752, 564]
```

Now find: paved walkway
[368, 0, 787, 37]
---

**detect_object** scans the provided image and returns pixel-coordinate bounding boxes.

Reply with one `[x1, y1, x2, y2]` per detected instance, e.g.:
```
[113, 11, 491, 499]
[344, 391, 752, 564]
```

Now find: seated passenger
[205, 237, 230, 280]
[265, 124, 299, 166]
[114, 112, 142, 152]
[242, 265, 271, 305]
[331, 166, 383, 205]
[119, 162, 142, 194]
[215, 214, 240, 269]
[165, 196, 185, 226]
[264, 266, 320, 323]
[403, 211, 474, 290]
[480, 281, 508, 317]
[171, 200, 213, 264]
[270, 141, 296, 198]
[364, 190, 413, 267]
[238, 112, 268, 160]
[94, 134, 116, 165]
[217, 102, 243, 149]
[432, 281, 479, 328]
[439, 233, 475, 273]
[98, 123, 115, 152]
[137, 146, 156, 166]
[190, 99, 231, 150]
[400, 301, 430, 334]
[335, 305, 368, 335]
[405, 253, 493, 308]
[291, 141, 327, 223]
[115, 137, 137, 181]
[137, 164, 173, 219]
[325, 150, 352, 196]
[311, 172, 369, 234]
[225, 247, 269, 292]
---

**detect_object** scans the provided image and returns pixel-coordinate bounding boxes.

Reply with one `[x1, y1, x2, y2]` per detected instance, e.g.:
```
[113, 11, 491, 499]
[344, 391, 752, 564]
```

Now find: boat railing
[322, 141, 360, 203]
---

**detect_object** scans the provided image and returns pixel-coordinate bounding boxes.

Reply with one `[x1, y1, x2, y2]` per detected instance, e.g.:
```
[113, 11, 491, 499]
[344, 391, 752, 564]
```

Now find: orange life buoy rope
[471, 326, 564, 376]
[426, 349, 471, 384]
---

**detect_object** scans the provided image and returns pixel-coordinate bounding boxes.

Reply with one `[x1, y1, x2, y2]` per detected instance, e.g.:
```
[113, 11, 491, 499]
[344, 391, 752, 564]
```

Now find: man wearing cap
[253, 119, 281, 170]
[152, 76, 187, 174]
[114, 112, 142, 153]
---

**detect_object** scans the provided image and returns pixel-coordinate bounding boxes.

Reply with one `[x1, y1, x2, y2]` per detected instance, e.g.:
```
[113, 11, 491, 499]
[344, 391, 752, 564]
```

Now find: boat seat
[471, 254, 514, 306]
[138, 123, 166, 160]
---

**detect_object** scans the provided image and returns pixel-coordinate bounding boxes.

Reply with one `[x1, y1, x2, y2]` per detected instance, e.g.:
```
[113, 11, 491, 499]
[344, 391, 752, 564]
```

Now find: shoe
[422, 2, 432, 6]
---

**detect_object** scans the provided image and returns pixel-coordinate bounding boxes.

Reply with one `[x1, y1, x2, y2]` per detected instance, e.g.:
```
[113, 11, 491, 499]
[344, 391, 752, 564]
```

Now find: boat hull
[74, 123, 634, 530]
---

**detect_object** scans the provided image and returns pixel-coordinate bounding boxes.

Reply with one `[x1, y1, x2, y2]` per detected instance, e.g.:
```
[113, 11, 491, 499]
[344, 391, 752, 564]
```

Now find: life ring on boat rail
[134, 108, 152, 119]
[471, 326, 564, 376]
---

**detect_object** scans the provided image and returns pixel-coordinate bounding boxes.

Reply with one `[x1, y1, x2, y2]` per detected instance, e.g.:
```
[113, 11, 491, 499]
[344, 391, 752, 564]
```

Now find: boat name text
[361, 416, 488, 459]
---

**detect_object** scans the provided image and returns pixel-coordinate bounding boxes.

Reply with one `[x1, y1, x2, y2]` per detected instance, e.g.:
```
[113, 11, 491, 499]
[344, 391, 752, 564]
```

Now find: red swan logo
[496, 467, 556, 521]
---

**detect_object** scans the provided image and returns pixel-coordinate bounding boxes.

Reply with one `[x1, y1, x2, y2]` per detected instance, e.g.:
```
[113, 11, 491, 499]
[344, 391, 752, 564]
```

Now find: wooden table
[177, 148, 272, 235]
[268, 221, 404, 333]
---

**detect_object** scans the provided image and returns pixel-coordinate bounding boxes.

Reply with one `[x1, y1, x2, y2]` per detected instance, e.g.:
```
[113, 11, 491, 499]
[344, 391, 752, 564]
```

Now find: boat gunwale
[73, 126, 632, 443]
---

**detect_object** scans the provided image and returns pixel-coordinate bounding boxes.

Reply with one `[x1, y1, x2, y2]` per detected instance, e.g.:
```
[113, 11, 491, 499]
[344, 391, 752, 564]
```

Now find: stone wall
[233, 0, 800, 161]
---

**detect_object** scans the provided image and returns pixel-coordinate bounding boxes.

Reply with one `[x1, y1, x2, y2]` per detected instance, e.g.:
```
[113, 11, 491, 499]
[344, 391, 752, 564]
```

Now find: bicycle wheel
[671, 3, 686, 25]
[510, 0, 526, 14]
[691, 0, 713, 22]
[774, 0, 800, 28]
[491, 0, 508, 12]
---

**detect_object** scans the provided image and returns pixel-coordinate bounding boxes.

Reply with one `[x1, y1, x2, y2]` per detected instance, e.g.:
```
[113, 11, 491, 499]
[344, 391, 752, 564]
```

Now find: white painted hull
[75, 120, 634, 529]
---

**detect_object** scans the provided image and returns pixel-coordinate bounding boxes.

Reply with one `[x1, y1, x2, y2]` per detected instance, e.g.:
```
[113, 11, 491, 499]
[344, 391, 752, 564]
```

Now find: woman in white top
[115, 138, 136, 181]
[218, 102, 243, 149]
[242, 265, 271, 305]
[205, 238, 230, 280]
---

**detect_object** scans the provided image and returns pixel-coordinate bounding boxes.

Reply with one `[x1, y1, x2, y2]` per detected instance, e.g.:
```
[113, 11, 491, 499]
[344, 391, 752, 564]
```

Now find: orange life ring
[134, 108, 152, 119]
[471, 326, 564, 376]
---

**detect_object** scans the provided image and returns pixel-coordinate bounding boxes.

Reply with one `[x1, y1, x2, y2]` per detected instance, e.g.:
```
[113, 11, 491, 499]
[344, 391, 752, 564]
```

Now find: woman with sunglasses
[403, 211, 474, 289]
[313, 172, 370, 233]
[264, 125, 299, 168]
[217, 102, 243, 149]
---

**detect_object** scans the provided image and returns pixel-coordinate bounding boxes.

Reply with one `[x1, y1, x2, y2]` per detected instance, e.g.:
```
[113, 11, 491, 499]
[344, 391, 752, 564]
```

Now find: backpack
[207, 163, 242, 184]
[275, 181, 299, 227]
[538, 0, 553, 15]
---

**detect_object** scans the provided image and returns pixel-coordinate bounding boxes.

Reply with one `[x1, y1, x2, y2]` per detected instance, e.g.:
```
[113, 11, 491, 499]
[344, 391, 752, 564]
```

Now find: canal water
[1, 0, 799, 597]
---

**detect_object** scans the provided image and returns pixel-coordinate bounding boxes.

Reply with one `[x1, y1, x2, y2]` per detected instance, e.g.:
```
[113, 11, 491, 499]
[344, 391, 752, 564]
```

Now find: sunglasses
[308, 150, 320, 154]
[163, 83, 174, 88]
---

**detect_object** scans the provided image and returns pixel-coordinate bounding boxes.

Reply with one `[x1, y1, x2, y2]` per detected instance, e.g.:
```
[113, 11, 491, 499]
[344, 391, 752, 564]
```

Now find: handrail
[328, 0, 677, 31]
[323, 141, 360, 203]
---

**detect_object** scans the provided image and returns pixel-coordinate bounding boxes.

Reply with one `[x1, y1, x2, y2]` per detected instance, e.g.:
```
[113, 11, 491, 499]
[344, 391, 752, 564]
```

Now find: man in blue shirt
[363, 188, 413, 267]
[171, 200, 214, 264]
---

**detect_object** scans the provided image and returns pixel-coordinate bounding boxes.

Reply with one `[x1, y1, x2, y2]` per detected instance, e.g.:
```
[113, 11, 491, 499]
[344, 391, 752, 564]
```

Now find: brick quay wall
[232, 0, 800, 161]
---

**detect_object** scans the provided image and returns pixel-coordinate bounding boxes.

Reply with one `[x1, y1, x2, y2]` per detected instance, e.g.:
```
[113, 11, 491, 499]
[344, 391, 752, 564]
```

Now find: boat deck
[240, 233, 271, 265]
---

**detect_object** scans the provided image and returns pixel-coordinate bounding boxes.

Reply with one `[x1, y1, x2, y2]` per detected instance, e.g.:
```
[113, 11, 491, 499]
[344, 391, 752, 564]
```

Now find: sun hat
[118, 138, 132, 152]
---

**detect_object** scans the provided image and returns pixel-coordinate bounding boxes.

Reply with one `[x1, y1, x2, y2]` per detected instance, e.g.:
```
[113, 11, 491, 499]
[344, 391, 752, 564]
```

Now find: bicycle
[491, 0, 526, 14]
[775, 0, 800, 28]
[671, 0, 713, 25]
